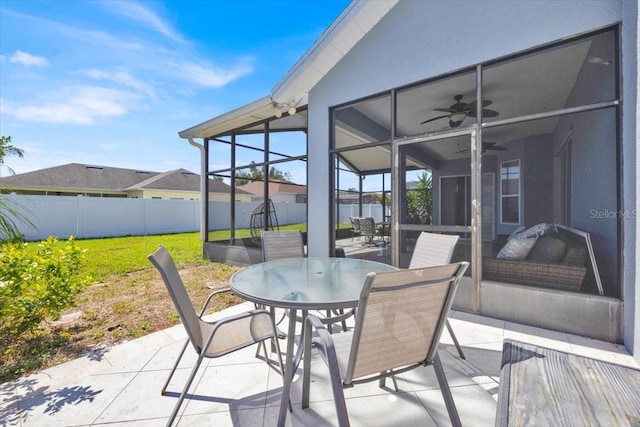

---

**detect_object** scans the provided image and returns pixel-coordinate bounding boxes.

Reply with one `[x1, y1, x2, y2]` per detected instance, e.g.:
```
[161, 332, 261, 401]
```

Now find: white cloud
[2, 8, 145, 52]
[179, 61, 253, 88]
[9, 50, 48, 67]
[74, 68, 157, 98]
[107, 1, 183, 43]
[0, 86, 137, 125]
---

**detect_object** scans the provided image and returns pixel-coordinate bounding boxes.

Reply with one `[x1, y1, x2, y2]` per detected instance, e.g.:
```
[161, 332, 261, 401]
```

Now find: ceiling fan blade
[482, 109, 499, 118]
[467, 99, 493, 109]
[420, 114, 450, 124]
[433, 107, 456, 113]
[456, 148, 470, 154]
[467, 108, 500, 118]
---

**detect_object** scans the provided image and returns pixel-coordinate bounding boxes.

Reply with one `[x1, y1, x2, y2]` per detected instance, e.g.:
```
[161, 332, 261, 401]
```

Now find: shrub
[0, 237, 92, 347]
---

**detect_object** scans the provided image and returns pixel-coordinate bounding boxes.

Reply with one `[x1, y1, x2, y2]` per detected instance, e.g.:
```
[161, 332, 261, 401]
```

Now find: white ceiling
[335, 38, 602, 173]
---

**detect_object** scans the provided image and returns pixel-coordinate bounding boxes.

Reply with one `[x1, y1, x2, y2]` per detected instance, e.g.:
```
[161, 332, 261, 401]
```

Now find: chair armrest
[322, 308, 356, 325]
[202, 308, 275, 356]
[301, 314, 348, 413]
[199, 287, 233, 317]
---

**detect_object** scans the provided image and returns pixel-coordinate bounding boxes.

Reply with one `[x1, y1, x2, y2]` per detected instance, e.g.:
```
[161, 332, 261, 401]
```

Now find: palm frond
[0, 196, 36, 242]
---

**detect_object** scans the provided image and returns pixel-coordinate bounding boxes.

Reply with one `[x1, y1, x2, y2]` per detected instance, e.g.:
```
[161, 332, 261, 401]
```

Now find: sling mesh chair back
[260, 230, 350, 332]
[148, 245, 284, 426]
[261, 230, 305, 261]
[278, 262, 469, 427]
[409, 231, 466, 359]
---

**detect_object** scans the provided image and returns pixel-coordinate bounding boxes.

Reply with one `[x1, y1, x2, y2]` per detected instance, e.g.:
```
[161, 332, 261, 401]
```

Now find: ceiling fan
[420, 94, 499, 128]
[456, 142, 507, 154]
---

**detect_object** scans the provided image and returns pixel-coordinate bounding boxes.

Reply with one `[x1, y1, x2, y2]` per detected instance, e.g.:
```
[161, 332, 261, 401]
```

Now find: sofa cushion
[526, 235, 567, 263]
[497, 237, 537, 260]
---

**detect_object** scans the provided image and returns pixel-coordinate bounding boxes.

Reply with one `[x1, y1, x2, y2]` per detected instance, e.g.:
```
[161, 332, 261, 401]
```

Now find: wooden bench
[496, 339, 640, 426]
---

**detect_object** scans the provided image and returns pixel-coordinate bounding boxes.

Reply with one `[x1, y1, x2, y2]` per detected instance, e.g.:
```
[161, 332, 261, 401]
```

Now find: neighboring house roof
[0, 163, 249, 195]
[239, 181, 307, 197]
[178, 0, 399, 139]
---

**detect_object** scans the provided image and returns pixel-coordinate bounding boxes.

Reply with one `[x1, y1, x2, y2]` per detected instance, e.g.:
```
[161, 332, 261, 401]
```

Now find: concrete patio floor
[1, 300, 637, 427]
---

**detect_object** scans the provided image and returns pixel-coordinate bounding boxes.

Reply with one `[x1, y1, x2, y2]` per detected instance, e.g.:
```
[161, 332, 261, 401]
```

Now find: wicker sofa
[482, 224, 591, 292]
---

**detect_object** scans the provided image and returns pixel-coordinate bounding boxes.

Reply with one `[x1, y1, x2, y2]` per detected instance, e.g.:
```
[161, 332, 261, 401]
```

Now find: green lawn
[72, 224, 309, 282]
[20, 221, 349, 283]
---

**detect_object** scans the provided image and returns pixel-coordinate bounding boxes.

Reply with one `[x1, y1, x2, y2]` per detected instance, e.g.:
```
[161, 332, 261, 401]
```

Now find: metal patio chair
[349, 217, 361, 241]
[280, 262, 469, 427]
[359, 217, 380, 246]
[261, 229, 305, 261]
[409, 231, 466, 359]
[148, 245, 284, 427]
[258, 230, 307, 351]
[261, 230, 351, 333]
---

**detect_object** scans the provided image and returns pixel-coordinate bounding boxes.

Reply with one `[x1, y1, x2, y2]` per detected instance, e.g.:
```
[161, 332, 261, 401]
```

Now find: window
[500, 160, 520, 224]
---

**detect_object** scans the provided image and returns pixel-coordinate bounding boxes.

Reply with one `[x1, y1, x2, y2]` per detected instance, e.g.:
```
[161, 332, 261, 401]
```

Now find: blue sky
[0, 0, 350, 182]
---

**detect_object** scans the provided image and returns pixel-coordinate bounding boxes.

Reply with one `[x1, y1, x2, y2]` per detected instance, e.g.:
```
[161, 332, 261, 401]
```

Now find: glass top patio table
[230, 257, 397, 310]
[231, 257, 396, 427]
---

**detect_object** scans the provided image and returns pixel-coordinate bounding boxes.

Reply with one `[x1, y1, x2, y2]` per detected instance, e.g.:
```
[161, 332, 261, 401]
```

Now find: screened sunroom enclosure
[330, 26, 621, 339]
[195, 107, 309, 266]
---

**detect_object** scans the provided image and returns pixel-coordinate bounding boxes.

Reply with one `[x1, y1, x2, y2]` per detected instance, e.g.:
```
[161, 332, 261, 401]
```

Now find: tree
[405, 171, 433, 225]
[235, 161, 291, 186]
[0, 136, 34, 241]
[0, 136, 25, 176]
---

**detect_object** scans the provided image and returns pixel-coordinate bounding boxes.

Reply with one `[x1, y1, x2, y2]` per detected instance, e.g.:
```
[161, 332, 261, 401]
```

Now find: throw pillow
[526, 235, 567, 263]
[496, 237, 537, 260]
[516, 223, 557, 239]
[507, 226, 526, 241]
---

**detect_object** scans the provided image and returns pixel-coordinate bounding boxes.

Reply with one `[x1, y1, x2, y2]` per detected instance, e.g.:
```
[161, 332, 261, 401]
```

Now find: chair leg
[278, 308, 301, 427]
[301, 316, 314, 409]
[162, 338, 190, 395]
[433, 353, 462, 427]
[446, 319, 466, 359]
[378, 370, 399, 392]
[326, 309, 332, 333]
[341, 310, 348, 333]
[166, 352, 206, 426]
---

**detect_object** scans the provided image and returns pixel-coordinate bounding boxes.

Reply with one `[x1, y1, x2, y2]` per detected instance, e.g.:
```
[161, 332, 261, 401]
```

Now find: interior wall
[523, 135, 555, 227]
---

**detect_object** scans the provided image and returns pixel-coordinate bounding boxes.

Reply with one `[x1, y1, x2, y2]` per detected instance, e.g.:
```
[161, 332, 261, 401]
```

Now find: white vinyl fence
[3, 195, 200, 241]
[208, 201, 307, 230]
[2, 195, 386, 241]
[336, 203, 386, 224]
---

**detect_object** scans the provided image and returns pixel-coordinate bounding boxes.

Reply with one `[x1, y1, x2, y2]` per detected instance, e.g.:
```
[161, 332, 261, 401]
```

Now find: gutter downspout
[188, 137, 207, 242]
